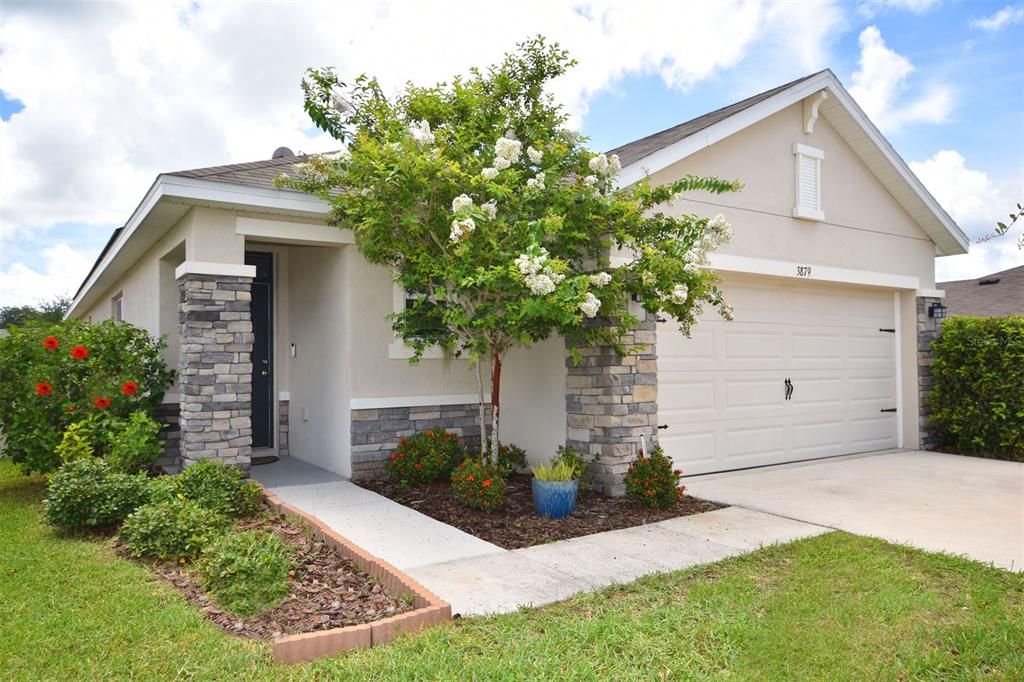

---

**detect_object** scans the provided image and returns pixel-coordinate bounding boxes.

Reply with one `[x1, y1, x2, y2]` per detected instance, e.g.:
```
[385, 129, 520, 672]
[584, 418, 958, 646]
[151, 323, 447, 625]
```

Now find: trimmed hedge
[928, 316, 1024, 460]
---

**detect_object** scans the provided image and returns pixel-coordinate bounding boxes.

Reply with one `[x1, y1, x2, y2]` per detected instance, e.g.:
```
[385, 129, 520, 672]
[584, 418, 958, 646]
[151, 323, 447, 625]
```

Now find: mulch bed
[359, 474, 725, 550]
[126, 511, 412, 639]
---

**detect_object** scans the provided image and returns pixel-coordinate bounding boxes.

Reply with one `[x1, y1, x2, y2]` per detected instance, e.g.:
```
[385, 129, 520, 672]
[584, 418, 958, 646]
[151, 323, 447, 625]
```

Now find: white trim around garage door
[350, 394, 488, 410]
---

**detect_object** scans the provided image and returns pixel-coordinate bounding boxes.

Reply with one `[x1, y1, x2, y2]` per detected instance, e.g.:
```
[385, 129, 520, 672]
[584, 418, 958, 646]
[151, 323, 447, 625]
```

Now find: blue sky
[1, 0, 1022, 307]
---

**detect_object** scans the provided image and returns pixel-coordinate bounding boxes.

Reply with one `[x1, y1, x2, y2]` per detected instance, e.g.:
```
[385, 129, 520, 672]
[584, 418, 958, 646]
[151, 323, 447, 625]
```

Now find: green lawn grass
[2, 459, 1022, 681]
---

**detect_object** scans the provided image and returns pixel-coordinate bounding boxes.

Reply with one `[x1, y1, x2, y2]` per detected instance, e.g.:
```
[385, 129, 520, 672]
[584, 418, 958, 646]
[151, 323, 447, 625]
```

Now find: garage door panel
[658, 278, 898, 474]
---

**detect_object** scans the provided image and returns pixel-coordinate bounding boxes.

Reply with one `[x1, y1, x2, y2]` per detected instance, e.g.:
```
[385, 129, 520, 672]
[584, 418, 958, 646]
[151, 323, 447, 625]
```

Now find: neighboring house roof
[938, 264, 1024, 317]
[68, 68, 969, 318]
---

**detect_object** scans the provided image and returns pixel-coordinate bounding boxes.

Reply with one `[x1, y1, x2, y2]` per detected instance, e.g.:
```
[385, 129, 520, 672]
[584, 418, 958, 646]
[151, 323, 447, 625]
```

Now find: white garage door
[658, 277, 898, 475]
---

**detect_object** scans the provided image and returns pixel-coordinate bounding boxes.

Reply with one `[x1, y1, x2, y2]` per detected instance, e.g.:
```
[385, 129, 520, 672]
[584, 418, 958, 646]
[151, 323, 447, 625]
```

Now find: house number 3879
[796, 265, 813, 277]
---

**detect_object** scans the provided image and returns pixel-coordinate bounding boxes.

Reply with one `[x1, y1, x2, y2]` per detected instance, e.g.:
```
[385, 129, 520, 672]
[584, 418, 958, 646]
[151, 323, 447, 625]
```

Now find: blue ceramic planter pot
[532, 478, 580, 519]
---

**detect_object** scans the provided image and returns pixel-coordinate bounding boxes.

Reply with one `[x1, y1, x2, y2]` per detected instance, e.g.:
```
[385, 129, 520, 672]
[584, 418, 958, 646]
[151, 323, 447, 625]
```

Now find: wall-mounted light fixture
[928, 302, 947, 320]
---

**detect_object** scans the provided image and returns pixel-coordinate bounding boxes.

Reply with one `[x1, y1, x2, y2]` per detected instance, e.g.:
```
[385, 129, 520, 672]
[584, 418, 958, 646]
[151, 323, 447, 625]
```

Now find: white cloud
[936, 239, 1023, 282]
[970, 4, 1024, 31]
[0, 243, 93, 307]
[848, 26, 953, 132]
[911, 149, 1024, 280]
[0, 1, 844, 253]
[858, 0, 940, 18]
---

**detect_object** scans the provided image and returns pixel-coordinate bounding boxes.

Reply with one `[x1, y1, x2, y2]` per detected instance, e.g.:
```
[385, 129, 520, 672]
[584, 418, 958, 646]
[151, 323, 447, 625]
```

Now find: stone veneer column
[565, 312, 659, 496]
[916, 295, 943, 450]
[178, 274, 254, 469]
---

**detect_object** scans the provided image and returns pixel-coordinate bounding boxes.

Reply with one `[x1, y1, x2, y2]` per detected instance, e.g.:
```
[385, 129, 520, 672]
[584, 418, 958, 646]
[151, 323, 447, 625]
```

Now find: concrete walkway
[685, 450, 1024, 572]
[253, 457, 828, 615]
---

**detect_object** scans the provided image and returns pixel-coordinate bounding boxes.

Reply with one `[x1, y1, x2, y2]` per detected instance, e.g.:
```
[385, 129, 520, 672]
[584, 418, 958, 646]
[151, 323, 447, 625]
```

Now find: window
[792, 143, 824, 221]
[111, 293, 124, 322]
[388, 281, 446, 359]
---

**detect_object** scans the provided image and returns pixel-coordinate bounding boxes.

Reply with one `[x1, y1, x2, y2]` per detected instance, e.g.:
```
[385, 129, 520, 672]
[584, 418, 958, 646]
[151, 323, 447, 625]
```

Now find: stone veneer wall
[278, 400, 290, 457]
[350, 403, 491, 480]
[565, 312, 659, 496]
[916, 296, 943, 450]
[155, 401, 180, 472]
[177, 274, 254, 469]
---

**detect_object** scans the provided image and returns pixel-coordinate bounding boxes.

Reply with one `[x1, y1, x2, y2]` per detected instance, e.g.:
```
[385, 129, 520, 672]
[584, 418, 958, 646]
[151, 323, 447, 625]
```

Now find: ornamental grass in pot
[531, 459, 580, 519]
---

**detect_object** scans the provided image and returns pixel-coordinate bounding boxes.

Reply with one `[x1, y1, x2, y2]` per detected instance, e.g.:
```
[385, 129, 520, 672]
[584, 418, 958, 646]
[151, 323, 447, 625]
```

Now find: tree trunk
[475, 359, 487, 458]
[489, 352, 503, 465]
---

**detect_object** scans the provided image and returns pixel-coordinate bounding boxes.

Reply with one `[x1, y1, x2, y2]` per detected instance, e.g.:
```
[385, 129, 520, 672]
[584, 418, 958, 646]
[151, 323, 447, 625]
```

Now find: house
[938, 264, 1024, 317]
[66, 69, 967, 493]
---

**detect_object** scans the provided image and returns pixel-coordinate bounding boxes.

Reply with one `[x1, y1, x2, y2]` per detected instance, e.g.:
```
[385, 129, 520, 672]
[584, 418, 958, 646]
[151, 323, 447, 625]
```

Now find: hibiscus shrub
[53, 411, 164, 473]
[386, 426, 464, 486]
[44, 458, 152, 532]
[624, 448, 685, 509]
[451, 457, 506, 511]
[0, 319, 174, 473]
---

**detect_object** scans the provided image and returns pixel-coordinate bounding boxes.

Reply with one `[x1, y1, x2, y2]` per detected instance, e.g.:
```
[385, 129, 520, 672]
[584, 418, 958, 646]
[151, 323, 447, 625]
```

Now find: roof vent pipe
[271, 146, 294, 159]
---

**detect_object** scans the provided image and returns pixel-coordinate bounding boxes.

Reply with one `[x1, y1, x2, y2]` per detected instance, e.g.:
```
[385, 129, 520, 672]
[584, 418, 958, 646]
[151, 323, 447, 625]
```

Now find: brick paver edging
[257, 485, 452, 664]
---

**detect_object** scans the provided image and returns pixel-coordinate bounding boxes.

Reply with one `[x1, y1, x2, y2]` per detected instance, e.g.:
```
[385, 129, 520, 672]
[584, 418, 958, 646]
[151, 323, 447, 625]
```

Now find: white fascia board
[616, 72, 832, 188]
[350, 394, 487, 410]
[708, 253, 921, 290]
[175, 261, 257, 279]
[67, 175, 332, 318]
[235, 216, 353, 246]
[916, 288, 946, 299]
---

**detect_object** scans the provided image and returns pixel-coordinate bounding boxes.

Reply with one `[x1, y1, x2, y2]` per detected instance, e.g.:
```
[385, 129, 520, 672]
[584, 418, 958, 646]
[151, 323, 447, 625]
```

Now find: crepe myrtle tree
[279, 37, 740, 463]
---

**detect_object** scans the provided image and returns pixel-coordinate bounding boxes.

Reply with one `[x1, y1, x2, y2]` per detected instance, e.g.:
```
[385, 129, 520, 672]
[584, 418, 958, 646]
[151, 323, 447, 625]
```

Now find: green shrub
[55, 421, 96, 465]
[624, 447, 684, 509]
[174, 460, 262, 517]
[493, 442, 527, 477]
[199, 530, 293, 616]
[0, 319, 174, 473]
[451, 457, 506, 511]
[119, 499, 231, 560]
[386, 427, 464, 485]
[44, 458, 151, 531]
[928, 316, 1024, 460]
[106, 412, 164, 473]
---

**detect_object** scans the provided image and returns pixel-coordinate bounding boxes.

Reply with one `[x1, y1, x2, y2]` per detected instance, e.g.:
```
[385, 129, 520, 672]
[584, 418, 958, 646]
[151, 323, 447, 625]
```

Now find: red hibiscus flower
[93, 397, 111, 410]
[35, 382, 53, 397]
[466, 474, 475, 482]
[43, 336, 59, 351]
[482, 479, 492, 488]
[71, 345, 89, 360]
[121, 381, 139, 396]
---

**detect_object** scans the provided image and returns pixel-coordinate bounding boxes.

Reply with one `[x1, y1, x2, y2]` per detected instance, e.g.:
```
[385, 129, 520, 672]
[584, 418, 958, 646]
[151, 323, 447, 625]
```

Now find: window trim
[111, 291, 124, 322]
[388, 281, 445, 360]
[792, 143, 825, 222]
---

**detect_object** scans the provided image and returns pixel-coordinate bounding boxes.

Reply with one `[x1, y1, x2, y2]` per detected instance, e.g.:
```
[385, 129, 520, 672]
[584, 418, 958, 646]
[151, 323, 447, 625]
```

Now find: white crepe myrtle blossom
[291, 161, 327, 184]
[515, 251, 546, 276]
[583, 175, 598, 187]
[481, 200, 498, 220]
[452, 194, 474, 213]
[578, 292, 601, 318]
[481, 167, 499, 181]
[526, 172, 546, 190]
[449, 217, 476, 242]
[669, 284, 689, 305]
[493, 156, 511, 170]
[527, 145, 543, 164]
[495, 136, 522, 163]
[588, 272, 612, 287]
[706, 214, 733, 245]
[410, 120, 435, 146]
[525, 273, 556, 295]
[720, 304, 735, 321]
[323, 148, 351, 162]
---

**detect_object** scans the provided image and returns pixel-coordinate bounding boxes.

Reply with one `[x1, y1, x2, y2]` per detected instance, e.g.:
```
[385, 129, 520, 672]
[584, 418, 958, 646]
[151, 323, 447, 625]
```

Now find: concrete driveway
[684, 450, 1024, 572]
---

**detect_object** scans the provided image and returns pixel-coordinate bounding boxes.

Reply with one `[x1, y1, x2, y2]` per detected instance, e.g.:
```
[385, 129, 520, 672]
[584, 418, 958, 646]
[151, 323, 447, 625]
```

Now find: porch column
[565, 311, 659, 496]
[916, 295, 943, 450]
[176, 263, 256, 469]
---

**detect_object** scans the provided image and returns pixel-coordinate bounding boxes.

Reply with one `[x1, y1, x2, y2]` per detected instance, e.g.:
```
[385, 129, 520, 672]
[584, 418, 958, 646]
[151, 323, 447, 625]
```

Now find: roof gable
[613, 69, 968, 256]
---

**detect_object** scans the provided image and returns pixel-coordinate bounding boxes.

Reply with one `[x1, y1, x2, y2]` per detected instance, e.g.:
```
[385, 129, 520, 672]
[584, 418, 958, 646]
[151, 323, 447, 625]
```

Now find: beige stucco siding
[648, 101, 936, 288]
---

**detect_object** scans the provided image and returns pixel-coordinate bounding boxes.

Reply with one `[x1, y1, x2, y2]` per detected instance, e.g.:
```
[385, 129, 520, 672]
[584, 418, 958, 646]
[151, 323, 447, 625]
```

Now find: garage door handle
[784, 377, 793, 400]
[657, 424, 669, 430]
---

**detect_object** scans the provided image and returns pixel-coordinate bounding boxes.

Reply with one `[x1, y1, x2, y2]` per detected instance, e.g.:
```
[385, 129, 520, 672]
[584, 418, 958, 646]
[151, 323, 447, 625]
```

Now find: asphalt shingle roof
[938, 264, 1024, 318]
[165, 153, 311, 190]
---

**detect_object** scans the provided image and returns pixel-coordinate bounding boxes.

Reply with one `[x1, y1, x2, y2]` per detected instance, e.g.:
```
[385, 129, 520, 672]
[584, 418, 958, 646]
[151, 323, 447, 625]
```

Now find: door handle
[784, 377, 792, 400]
[788, 379, 794, 401]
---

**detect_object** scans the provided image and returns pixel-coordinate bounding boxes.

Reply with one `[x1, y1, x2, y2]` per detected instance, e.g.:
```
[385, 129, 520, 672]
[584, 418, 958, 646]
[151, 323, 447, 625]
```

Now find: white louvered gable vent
[793, 143, 824, 221]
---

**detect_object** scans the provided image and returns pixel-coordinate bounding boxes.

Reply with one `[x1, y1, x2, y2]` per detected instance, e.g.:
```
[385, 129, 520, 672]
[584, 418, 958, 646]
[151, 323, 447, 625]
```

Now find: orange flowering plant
[385, 426, 465, 486]
[623, 447, 684, 509]
[0, 319, 175, 473]
[451, 457, 506, 511]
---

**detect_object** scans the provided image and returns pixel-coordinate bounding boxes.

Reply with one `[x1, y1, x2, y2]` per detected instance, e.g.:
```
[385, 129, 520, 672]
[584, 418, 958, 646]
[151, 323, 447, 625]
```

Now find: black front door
[246, 252, 273, 449]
